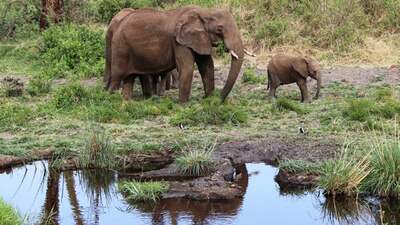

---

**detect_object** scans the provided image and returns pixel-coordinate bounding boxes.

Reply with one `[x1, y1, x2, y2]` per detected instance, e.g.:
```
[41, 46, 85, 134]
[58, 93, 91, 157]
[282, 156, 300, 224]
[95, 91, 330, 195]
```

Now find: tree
[40, 0, 63, 29]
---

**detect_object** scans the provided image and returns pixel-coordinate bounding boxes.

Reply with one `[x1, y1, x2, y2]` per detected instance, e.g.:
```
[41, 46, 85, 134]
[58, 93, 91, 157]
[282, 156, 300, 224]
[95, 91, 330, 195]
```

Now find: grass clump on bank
[0, 198, 22, 225]
[279, 160, 323, 174]
[78, 130, 115, 169]
[118, 181, 169, 201]
[363, 135, 400, 196]
[175, 142, 215, 176]
[170, 95, 248, 126]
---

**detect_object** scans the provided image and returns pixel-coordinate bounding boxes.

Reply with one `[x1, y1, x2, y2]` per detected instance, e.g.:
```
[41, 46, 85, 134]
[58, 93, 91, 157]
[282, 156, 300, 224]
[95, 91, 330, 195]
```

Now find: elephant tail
[267, 69, 271, 90]
[104, 28, 112, 90]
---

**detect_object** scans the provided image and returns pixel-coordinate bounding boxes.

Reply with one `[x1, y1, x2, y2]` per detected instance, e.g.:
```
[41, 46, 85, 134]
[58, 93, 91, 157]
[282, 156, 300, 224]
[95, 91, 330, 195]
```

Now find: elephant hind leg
[122, 76, 136, 100]
[139, 75, 152, 98]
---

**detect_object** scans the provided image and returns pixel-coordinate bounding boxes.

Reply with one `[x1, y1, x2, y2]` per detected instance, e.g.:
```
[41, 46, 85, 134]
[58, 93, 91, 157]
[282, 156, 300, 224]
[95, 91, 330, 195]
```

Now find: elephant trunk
[314, 73, 321, 99]
[220, 32, 244, 102]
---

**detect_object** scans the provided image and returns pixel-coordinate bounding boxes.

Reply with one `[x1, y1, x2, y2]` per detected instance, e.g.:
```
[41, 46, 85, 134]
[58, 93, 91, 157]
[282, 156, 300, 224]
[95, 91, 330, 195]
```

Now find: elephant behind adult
[105, 6, 244, 103]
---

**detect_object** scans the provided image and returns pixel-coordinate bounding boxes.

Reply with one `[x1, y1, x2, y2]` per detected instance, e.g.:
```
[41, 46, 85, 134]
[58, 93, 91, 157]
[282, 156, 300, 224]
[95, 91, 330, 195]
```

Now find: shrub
[122, 98, 177, 121]
[95, 0, 157, 22]
[52, 83, 89, 109]
[175, 143, 215, 176]
[342, 99, 376, 122]
[0, 0, 40, 40]
[0, 102, 32, 131]
[241, 67, 266, 84]
[0, 198, 21, 225]
[40, 24, 105, 79]
[78, 130, 115, 169]
[272, 98, 307, 115]
[26, 75, 51, 96]
[170, 95, 248, 126]
[256, 18, 290, 48]
[118, 181, 169, 201]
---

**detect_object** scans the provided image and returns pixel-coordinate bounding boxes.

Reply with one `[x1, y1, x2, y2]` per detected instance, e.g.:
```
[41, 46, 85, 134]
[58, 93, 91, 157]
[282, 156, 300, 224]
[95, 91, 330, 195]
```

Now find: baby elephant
[267, 55, 321, 102]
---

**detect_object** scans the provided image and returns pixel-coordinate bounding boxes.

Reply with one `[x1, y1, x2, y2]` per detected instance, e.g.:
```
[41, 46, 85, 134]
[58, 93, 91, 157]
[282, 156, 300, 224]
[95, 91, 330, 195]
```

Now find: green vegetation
[241, 67, 266, 84]
[170, 95, 248, 126]
[118, 181, 169, 201]
[272, 98, 308, 115]
[40, 24, 105, 79]
[279, 160, 323, 174]
[78, 130, 116, 169]
[0, 198, 22, 225]
[175, 142, 215, 176]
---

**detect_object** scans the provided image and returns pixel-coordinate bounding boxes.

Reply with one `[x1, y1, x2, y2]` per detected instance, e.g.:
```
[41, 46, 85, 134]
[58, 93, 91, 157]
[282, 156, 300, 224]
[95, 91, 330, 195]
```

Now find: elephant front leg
[195, 54, 215, 97]
[297, 79, 310, 103]
[175, 46, 195, 103]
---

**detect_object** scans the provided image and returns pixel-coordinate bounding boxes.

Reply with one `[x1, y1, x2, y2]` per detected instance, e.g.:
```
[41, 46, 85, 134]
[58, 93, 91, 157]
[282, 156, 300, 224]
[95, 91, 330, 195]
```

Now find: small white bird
[299, 122, 306, 134]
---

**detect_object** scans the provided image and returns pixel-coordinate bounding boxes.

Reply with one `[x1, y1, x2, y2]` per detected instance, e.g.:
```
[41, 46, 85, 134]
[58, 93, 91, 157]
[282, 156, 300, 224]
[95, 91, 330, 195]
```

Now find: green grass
[279, 160, 323, 174]
[118, 181, 169, 201]
[0, 102, 32, 132]
[174, 142, 215, 176]
[241, 67, 266, 84]
[0, 198, 22, 225]
[78, 130, 116, 169]
[272, 98, 308, 115]
[170, 95, 248, 126]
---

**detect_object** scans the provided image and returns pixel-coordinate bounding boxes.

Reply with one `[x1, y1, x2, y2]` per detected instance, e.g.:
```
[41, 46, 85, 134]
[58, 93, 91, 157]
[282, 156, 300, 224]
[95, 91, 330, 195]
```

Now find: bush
[26, 75, 51, 96]
[52, 83, 89, 109]
[256, 18, 290, 48]
[0, 198, 21, 225]
[0, 0, 40, 40]
[122, 98, 177, 121]
[342, 99, 376, 122]
[118, 181, 169, 201]
[241, 67, 266, 84]
[170, 95, 248, 126]
[175, 143, 215, 176]
[40, 24, 105, 79]
[0, 102, 32, 131]
[95, 0, 157, 23]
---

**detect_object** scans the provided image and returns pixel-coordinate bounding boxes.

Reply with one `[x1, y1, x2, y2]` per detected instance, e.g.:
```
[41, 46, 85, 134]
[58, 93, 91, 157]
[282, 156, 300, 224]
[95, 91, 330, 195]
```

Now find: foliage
[26, 75, 51, 96]
[319, 144, 371, 195]
[40, 24, 105, 79]
[95, 0, 157, 22]
[78, 130, 116, 169]
[170, 95, 248, 126]
[0, 198, 21, 225]
[342, 99, 377, 122]
[255, 18, 290, 48]
[272, 98, 307, 115]
[241, 67, 266, 84]
[175, 142, 215, 176]
[118, 181, 169, 201]
[0, 102, 32, 131]
[279, 160, 323, 174]
[363, 134, 400, 196]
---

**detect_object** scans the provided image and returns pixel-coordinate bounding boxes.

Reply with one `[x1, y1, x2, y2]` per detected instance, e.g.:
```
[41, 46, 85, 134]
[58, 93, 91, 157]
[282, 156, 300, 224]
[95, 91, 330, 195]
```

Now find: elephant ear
[175, 11, 212, 55]
[292, 57, 309, 78]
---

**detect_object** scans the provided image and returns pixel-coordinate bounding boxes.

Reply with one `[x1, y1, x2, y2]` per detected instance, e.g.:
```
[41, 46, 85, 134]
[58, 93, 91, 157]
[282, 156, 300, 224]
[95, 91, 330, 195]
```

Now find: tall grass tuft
[363, 131, 400, 196]
[279, 160, 323, 174]
[175, 142, 215, 176]
[0, 198, 22, 225]
[319, 143, 371, 195]
[272, 98, 307, 115]
[118, 181, 169, 202]
[78, 130, 115, 169]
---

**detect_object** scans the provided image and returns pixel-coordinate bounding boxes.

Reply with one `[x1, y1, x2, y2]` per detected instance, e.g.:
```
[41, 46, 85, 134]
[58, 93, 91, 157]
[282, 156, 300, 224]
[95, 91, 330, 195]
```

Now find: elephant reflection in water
[38, 167, 114, 225]
[128, 164, 249, 225]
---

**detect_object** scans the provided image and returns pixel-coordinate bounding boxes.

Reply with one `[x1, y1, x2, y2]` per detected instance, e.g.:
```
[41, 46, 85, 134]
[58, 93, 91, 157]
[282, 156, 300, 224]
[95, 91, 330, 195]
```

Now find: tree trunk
[40, 0, 63, 30]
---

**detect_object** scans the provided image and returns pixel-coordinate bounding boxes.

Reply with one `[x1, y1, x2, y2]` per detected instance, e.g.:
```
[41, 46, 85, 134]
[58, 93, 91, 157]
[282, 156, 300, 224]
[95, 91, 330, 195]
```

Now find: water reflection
[0, 161, 398, 225]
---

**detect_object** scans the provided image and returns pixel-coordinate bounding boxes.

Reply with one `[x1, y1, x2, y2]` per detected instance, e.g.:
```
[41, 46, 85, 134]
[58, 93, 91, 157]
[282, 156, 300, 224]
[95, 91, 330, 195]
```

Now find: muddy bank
[0, 150, 52, 172]
[120, 137, 338, 200]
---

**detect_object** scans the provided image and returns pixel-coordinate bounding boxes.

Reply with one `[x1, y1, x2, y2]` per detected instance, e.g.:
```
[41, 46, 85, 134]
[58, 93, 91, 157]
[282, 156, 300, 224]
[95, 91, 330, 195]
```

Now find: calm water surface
[0, 162, 395, 225]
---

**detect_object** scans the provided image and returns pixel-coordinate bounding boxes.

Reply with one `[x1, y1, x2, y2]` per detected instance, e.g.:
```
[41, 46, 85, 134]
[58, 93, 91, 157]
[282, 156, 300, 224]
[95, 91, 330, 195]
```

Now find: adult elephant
[104, 5, 244, 103]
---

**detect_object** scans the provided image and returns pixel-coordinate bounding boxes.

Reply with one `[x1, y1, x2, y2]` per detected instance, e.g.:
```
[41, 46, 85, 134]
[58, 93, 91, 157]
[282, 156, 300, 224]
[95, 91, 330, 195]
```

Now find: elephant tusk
[244, 49, 256, 57]
[230, 50, 239, 59]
